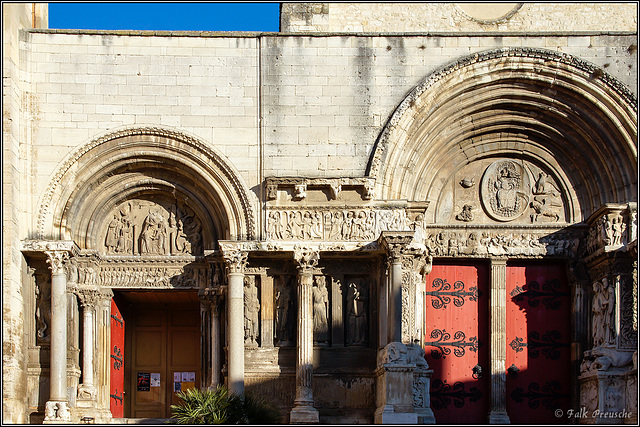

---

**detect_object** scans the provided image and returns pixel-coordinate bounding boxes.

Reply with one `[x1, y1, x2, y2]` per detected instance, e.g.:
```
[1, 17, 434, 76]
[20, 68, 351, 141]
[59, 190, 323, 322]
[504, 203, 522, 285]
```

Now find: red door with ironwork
[424, 262, 489, 424]
[506, 262, 570, 424]
[110, 299, 125, 417]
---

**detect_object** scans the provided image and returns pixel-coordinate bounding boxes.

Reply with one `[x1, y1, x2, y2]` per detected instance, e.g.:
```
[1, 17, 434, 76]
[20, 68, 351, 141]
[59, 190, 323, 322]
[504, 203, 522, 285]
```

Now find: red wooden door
[506, 263, 570, 424]
[424, 262, 489, 424]
[110, 299, 125, 418]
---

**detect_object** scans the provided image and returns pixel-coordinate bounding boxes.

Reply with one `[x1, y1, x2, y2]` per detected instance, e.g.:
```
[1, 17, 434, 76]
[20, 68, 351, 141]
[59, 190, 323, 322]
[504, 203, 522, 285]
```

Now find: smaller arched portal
[33, 126, 255, 419]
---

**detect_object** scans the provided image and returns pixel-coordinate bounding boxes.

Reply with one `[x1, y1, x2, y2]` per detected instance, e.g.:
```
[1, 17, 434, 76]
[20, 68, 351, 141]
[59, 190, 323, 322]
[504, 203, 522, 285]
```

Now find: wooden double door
[424, 261, 570, 424]
[111, 291, 201, 419]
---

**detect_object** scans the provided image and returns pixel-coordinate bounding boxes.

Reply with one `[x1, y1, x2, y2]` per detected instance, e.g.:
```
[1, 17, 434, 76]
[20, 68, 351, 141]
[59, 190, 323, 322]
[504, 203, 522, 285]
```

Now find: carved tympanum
[103, 200, 204, 256]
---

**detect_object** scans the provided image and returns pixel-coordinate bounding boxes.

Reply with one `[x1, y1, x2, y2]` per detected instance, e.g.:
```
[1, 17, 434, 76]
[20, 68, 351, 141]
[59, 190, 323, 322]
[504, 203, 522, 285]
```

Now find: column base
[416, 407, 436, 424]
[43, 401, 72, 423]
[488, 410, 510, 424]
[290, 404, 319, 424]
[374, 405, 418, 424]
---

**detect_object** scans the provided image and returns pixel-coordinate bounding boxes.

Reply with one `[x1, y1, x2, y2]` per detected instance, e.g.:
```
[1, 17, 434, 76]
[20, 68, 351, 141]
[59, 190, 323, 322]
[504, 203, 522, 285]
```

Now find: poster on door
[173, 371, 196, 393]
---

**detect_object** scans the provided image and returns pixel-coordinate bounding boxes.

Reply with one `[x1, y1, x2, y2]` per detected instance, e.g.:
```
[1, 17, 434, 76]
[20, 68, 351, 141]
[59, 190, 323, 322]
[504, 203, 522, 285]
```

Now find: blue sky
[48, 2, 281, 32]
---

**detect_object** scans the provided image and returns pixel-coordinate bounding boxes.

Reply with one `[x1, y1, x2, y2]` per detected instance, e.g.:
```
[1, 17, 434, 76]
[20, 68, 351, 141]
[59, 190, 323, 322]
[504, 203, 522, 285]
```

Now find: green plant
[170, 385, 281, 424]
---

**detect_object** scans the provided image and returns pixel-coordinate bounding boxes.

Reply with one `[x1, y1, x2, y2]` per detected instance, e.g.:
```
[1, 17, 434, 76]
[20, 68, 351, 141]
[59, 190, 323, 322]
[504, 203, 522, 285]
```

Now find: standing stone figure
[592, 278, 615, 347]
[313, 276, 330, 344]
[275, 277, 292, 345]
[244, 276, 260, 346]
[346, 279, 368, 345]
[105, 215, 121, 253]
[140, 212, 168, 255]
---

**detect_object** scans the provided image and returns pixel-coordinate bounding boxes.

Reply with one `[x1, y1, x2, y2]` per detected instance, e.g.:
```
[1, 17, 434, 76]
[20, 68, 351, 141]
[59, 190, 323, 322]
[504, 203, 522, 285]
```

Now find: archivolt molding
[368, 47, 638, 222]
[37, 126, 256, 245]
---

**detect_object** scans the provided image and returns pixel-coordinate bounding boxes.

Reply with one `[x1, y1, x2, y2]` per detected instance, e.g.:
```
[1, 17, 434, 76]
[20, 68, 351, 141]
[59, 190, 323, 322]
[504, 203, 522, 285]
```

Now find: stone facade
[3, 3, 637, 424]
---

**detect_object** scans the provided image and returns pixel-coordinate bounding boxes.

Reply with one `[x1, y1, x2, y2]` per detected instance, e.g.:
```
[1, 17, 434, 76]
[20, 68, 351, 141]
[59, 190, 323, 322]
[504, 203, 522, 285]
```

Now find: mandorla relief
[103, 200, 203, 256]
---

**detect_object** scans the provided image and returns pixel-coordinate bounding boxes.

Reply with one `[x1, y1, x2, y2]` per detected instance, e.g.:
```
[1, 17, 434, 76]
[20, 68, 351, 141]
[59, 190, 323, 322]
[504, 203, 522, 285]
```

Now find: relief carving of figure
[35, 276, 52, 343]
[455, 205, 474, 222]
[117, 216, 133, 254]
[105, 215, 122, 253]
[592, 278, 615, 347]
[346, 279, 368, 345]
[275, 277, 292, 345]
[288, 211, 303, 239]
[244, 276, 260, 346]
[313, 276, 330, 344]
[139, 212, 168, 255]
[481, 160, 530, 221]
[611, 215, 626, 246]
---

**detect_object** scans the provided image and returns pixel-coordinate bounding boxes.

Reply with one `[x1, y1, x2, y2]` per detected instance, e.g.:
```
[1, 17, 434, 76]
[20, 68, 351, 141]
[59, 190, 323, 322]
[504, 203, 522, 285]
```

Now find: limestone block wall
[15, 30, 638, 236]
[261, 33, 637, 178]
[281, 3, 638, 33]
[2, 4, 48, 424]
[21, 31, 260, 234]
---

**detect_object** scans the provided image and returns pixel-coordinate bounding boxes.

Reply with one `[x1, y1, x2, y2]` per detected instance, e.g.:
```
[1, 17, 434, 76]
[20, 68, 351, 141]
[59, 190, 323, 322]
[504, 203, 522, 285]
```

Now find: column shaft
[82, 308, 94, 389]
[388, 259, 403, 343]
[488, 259, 509, 423]
[50, 269, 68, 401]
[227, 272, 245, 395]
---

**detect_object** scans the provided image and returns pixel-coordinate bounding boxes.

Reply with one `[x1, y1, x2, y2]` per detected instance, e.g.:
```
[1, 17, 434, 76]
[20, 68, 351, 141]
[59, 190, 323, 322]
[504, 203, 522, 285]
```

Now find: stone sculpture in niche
[244, 275, 260, 346]
[592, 278, 615, 348]
[481, 160, 530, 221]
[313, 276, 330, 344]
[346, 279, 368, 346]
[275, 276, 293, 345]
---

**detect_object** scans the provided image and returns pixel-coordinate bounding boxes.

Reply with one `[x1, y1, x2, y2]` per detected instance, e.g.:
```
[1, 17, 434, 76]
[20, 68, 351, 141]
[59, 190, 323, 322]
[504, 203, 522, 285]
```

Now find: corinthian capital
[220, 243, 248, 274]
[45, 250, 70, 275]
[378, 231, 415, 261]
[293, 245, 320, 272]
[75, 286, 101, 309]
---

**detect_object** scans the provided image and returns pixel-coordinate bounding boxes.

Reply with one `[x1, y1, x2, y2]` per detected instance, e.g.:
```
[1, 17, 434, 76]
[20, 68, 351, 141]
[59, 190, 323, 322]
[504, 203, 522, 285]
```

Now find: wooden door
[110, 299, 125, 417]
[506, 262, 570, 424]
[424, 262, 490, 424]
[129, 306, 200, 418]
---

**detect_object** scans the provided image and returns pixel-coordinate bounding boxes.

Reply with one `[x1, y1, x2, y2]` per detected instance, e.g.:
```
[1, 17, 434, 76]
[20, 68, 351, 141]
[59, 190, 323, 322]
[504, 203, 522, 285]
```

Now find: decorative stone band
[265, 177, 376, 201]
[585, 203, 637, 259]
[97, 264, 208, 289]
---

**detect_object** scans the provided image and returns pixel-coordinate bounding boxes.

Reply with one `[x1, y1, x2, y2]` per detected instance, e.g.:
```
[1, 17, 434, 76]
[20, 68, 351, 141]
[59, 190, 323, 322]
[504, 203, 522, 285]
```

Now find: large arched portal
[367, 48, 637, 424]
[369, 47, 637, 224]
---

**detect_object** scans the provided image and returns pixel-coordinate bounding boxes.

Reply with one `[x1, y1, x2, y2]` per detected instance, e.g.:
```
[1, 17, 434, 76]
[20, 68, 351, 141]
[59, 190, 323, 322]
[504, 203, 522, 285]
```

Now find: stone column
[221, 246, 248, 396]
[200, 287, 223, 390]
[290, 247, 320, 424]
[487, 258, 510, 424]
[44, 250, 72, 423]
[76, 286, 100, 403]
[378, 232, 414, 343]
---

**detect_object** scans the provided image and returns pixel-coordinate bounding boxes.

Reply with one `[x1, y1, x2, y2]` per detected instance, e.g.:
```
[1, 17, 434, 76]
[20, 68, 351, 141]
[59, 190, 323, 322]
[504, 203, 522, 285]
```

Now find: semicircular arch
[37, 126, 257, 249]
[368, 47, 637, 223]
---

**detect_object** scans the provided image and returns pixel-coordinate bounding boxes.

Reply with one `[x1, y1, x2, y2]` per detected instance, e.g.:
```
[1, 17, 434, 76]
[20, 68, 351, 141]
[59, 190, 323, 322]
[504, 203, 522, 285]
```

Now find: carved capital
[378, 231, 415, 261]
[45, 250, 70, 275]
[221, 249, 248, 274]
[293, 246, 320, 272]
[75, 286, 101, 309]
[199, 287, 224, 308]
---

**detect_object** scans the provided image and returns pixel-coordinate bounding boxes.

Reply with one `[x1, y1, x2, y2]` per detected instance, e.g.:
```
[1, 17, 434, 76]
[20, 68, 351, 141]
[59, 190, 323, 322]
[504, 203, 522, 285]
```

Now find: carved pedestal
[374, 342, 418, 424]
[578, 349, 637, 424]
[413, 365, 436, 424]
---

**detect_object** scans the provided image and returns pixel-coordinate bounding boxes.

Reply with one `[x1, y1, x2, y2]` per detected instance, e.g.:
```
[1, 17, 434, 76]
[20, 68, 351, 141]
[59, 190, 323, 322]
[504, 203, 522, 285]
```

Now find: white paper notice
[174, 372, 181, 382]
[150, 373, 160, 387]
